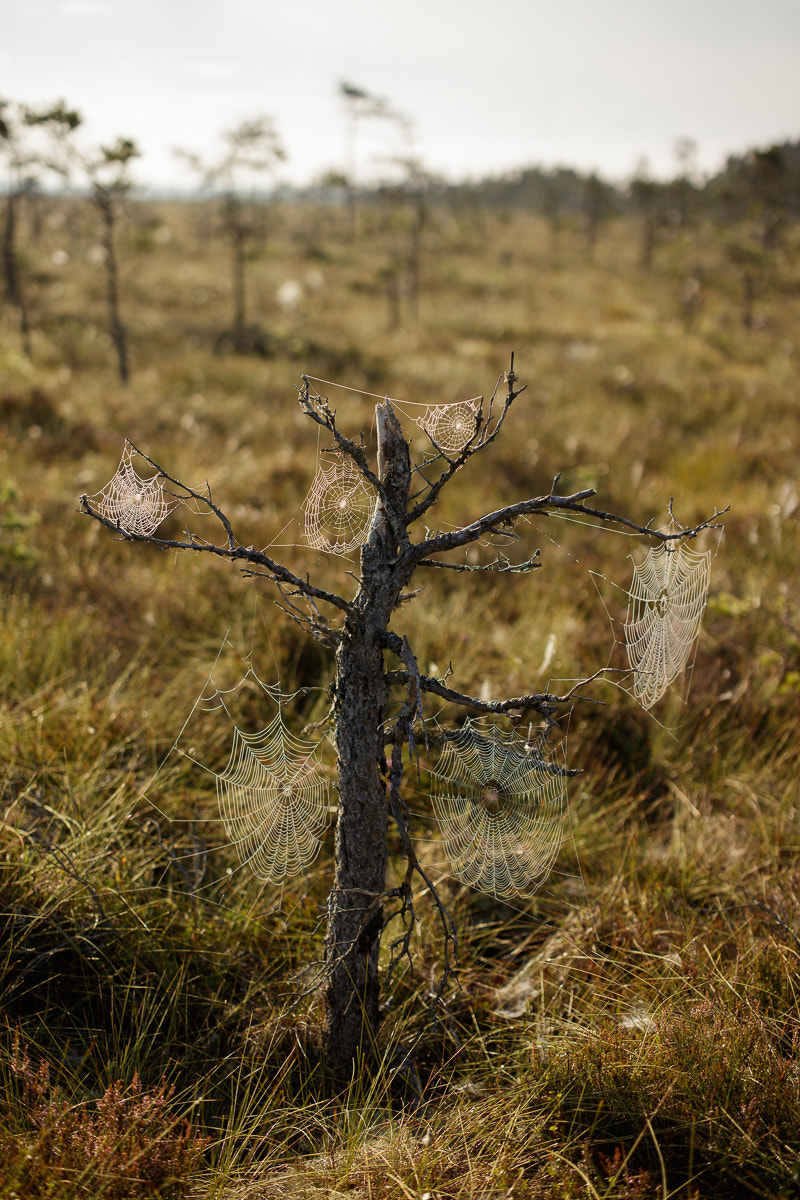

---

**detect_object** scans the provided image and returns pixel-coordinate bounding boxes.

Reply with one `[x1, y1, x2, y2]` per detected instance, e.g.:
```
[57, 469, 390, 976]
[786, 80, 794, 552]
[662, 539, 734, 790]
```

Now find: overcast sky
[3, 0, 800, 190]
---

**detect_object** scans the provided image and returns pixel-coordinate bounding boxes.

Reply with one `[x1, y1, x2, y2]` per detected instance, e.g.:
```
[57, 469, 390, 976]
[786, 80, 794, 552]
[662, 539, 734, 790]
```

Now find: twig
[406, 356, 527, 525]
[297, 377, 388, 498]
[418, 550, 541, 575]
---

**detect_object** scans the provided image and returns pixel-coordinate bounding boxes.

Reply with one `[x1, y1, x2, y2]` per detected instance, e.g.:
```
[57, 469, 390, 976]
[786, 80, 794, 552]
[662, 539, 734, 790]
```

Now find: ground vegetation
[0, 171, 799, 1198]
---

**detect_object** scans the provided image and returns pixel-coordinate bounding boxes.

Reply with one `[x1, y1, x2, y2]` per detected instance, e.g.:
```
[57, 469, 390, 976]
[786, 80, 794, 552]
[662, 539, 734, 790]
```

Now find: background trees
[1, 100, 799, 1194]
[0, 98, 81, 357]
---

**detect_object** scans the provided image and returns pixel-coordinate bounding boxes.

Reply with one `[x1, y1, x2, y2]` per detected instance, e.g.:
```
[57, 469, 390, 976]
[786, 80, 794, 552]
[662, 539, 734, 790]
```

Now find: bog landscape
[1, 134, 799, 1198]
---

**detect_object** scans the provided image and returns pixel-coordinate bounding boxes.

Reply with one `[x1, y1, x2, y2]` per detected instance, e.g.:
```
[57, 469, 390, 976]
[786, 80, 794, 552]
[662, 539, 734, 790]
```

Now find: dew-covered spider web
[91, 440, 179, 537]
[214, 692, 330, 882]
[303, 455, 374, 555]
[624, 540, 712, 710]
[429, 717, 568, 899]
[182, 670, 332, 882]
[411, 398, 481, 454]
[299, 374, 482, 457]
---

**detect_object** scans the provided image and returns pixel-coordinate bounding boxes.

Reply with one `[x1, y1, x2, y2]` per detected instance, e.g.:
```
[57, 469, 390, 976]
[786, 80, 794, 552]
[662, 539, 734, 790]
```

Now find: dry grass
[1, 192, 799, 1197]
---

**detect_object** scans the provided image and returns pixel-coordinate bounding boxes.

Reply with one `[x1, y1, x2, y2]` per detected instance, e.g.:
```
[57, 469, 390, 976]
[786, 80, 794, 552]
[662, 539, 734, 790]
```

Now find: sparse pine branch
[384, 668, 458, 1003]
[79, 496, 352, 615]
[409, 490, 728, 564]
[382, 631, 608, 731]
[124, 441, 238, 549]
[407, 486, 597, 562]
[271, 584, 342, 648]
[418, 549, 542, 574]
[298, 376, 386, 493]
[405, 358, 527, 524]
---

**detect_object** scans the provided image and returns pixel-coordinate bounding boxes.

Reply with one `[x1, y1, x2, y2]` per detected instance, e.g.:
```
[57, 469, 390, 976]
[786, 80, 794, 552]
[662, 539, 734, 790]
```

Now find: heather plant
[3, 1033, 206, 1198]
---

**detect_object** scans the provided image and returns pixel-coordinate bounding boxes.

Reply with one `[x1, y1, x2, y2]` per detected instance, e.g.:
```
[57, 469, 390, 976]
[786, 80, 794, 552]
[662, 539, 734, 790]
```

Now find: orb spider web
[91, 440, 179, 537]
[623, 540, 712, 710]
[188, 671, 331, 882]
[302, 456, 374, 555]
[429, 717, 568, 899]
[414, 398, 481, 455]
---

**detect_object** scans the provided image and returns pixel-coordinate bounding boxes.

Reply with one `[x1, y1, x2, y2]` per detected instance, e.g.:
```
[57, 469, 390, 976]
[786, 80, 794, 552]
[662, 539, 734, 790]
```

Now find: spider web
[624, 540, 712, 709]
[194, 672, 331, 882]
[429, 717, 568, 899]
[300, 374, 482, 456]
[91, 440, 179, 537]
[413, 398, 481, 454]
[302, 456, 374, 555]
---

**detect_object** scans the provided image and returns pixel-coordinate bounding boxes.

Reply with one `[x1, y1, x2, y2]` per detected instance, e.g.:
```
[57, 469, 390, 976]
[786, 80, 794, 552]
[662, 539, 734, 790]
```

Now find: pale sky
[3, 0, 799, 190]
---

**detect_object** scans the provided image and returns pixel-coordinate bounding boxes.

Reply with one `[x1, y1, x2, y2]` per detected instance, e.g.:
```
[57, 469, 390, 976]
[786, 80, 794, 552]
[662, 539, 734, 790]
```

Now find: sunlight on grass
[1, 194, 799, 1197]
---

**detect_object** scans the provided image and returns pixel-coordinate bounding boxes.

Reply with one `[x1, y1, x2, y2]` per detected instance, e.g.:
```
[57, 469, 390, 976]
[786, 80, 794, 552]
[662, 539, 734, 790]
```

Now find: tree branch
[418, 550, 541, 575]
[79, 496, 352, 614]
[271, 582, 342, 648]
[407, 487, 597, 562]
[405, 355, 526, 525]
[383, 653, 609, 731]
[297, 376, 388, 497]
[125, 440, 238, 548]
[408, 491, 728, 564]
[383, 660, 458, 1000]
[555, 499, 730, 542]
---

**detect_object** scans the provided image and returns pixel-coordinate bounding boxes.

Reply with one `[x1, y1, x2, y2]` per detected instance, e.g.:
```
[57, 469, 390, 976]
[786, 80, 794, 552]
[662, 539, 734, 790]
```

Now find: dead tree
[629, 162, 668, 272]
[80, 358, 725, 1078]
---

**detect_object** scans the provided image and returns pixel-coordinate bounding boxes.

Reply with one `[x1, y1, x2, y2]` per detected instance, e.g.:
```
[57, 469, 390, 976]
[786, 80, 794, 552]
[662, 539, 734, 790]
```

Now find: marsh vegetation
[1, 175, 799, 1197]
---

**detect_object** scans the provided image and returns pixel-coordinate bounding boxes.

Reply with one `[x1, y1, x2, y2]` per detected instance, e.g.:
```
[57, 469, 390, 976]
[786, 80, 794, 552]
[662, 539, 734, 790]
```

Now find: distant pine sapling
[339, 81, 400, 240]
[82, 136, 140, 384]
[80, 357, 725, 1077]
[176, 116, 285, 353]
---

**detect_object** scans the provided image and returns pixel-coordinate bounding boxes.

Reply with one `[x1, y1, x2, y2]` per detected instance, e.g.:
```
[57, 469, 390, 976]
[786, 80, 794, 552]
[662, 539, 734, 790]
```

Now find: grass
[1, 191, 799, 1197]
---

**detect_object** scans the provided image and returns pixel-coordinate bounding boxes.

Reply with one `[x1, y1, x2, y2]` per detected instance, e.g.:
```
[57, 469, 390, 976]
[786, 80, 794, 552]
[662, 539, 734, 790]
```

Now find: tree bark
[3, 189, 19, 304]
[231, 213, 246, 350]
[99, 196, 130, 385]
[322, 403, 412, 1076]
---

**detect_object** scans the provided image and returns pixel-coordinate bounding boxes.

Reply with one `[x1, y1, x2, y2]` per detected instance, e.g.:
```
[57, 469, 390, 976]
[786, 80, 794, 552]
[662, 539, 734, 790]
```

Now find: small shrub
[3, 1032, 206, 1198]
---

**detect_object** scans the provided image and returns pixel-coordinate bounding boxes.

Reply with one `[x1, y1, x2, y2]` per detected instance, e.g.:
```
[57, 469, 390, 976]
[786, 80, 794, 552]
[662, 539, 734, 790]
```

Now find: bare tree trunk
[406, 196, 425, 321]
[382, 264, 402, 331]
[18, 284, 31, 361]
[98, 195, 130, 385]
[3, 190, 19, 304]
[322, 404, 412, 1077]
[231, 219, 246, 350]
[742, 269, 755, 330]
[640, 212, 655, 271]
[3, 187, 32, 359]
[586, 213, 599, 261]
